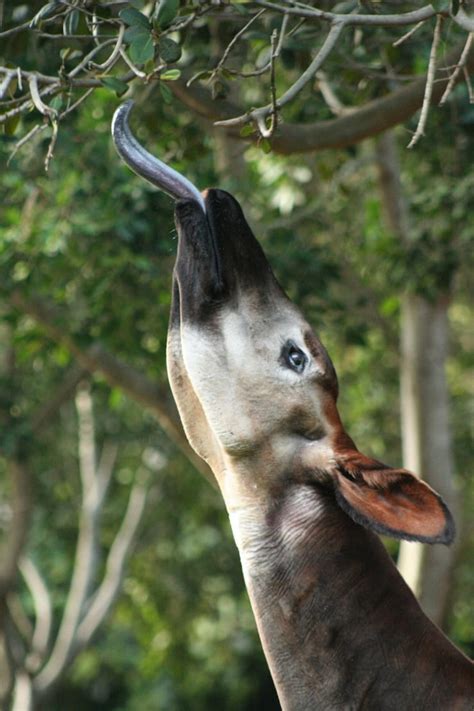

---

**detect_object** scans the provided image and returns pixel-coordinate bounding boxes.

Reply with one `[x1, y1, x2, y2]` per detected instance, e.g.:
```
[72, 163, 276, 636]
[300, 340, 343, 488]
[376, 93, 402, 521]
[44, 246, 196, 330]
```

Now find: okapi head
[112, 102, 454, 547]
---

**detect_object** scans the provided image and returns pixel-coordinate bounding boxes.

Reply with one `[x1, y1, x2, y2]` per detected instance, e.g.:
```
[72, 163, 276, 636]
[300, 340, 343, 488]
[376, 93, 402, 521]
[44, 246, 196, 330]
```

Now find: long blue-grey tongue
[111, 100, 206, 212]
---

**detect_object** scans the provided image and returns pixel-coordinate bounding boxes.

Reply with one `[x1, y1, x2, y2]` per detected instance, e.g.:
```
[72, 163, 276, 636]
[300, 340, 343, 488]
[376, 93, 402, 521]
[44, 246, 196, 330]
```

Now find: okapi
[112, 101, 474, 710]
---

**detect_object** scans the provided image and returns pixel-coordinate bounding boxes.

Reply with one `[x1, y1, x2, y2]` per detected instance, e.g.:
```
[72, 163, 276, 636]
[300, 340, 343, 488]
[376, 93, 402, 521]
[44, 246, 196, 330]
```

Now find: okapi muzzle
[173, 189, 282, 323]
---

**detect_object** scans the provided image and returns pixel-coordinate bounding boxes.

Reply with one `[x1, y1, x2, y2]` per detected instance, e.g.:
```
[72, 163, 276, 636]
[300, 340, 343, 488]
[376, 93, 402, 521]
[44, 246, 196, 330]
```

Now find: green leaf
[3, 114, 21, 136]
[260, 138, 272, 154]
[154, 0, 179, 29]
[451, 0, 459, 15]
[101, 77, 130, 96]
[239, 124, 254, 137]
[144, 59, 156, 74]
[158, 37, 182, 63]
[211, 79, 228, 99]
[160, 82, 173, 104]
[231, 2, 250, 14]
[129, 35, 155, 64]
[119, 7, 150, 28]
[29, 2, 59, 28]
[124, 25, 149, 43]
[63, 8, 80, 35]
[431, 0, 449, 10]
[160, 68, 181, 81]
[59, 46, 83, 62]
[187, 70, 212, 84]
[380, 296, 399, 317]
[220, 68, 235, 81]
[49, 95, 64, 112]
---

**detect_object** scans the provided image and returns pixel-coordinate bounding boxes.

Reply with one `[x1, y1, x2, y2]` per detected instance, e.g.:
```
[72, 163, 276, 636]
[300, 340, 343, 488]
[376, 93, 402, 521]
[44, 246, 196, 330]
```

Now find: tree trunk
[375, 132, 460, 626]
[398, 293, 461, 622]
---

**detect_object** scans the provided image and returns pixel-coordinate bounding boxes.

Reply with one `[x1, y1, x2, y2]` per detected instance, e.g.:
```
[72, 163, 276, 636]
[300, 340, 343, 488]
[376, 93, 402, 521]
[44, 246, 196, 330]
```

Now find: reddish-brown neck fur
[231, 482, 474, 710]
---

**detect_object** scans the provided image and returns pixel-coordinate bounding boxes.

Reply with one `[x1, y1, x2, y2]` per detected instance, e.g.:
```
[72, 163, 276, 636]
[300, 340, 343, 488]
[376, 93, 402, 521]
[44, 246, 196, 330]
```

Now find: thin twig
[254, 1, 436, 28]
[91, 23, 125, 70]
[44, 117, 59, 172]
[28, 75, 57, 116]
[68, 38, 118, 78]
[0, 70, 14, 100]
[7, 126, 43, 166]
[407, 15, 443, 148]
[212, 9, 266, 79]
[393, 19, 425, 47]
[258, 29, 279, 138]
[215, 20, 345, 129]
[439, 33, 473, 105]
[0, 11, 63, 38]
[0, 72, 124, 125]
[316, 71, 351, 116]
[464, 65, 474, 103]
[1, 67, 61, 86]
[201, 13, 289, 82]
[0, 18, 32, 38]
[19, 558, 52, 672]
[119, 47, 146, 78]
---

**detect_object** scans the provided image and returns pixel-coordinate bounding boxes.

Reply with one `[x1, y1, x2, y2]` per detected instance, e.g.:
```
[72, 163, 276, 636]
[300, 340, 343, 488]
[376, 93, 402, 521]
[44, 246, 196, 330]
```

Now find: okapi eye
[281, 340, 307, 374]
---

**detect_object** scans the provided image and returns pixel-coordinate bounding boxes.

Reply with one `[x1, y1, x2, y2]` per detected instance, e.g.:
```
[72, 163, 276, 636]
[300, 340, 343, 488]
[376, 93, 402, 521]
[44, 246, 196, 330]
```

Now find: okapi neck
[226, 483, 474, 710]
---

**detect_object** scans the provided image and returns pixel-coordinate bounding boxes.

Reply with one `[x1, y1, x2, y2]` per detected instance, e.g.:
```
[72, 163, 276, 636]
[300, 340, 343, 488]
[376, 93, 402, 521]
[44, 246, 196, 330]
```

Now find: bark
[399, 294, 460, 622]
[11, 671, 33, 711]
[170, 42, 474, 155]
[34, 387, 107, 693]
[375, 132, 460, 625]
[33, 387, 151, 701]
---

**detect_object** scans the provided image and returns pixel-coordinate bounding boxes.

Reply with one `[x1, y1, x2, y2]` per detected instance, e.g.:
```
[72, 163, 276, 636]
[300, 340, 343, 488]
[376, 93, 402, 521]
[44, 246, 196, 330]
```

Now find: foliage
[1, 1, 474, 163]
[0, 2, 473, 709]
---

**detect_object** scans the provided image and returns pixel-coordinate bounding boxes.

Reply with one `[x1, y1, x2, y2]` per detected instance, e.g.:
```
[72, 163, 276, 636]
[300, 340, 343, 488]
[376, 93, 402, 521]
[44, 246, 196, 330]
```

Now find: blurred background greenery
[1, 1, 473, 709]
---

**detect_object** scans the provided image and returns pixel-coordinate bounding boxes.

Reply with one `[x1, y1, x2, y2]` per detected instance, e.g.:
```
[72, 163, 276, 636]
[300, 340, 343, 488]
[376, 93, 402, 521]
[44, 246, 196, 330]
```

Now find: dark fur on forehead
[304, 331, 339, 399]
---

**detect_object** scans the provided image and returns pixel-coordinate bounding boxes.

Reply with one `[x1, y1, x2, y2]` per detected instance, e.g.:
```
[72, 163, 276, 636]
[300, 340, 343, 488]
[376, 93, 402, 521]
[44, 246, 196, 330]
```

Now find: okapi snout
[174, 189, 283, 320]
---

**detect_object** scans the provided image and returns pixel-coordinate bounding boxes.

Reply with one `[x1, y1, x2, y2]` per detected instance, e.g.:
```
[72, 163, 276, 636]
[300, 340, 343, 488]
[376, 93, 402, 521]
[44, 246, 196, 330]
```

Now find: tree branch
[171, 41, 474, 154]
[30, 365, 89, 435]
[451, 8, 474, 32]
[215, 20, 345, 131]
[18, 558, 52, 673]
[254, 1, 437, 28]
[407, 15, 443, 149]
[74, 470, 151, 652]
[33, 387, 105, 694]
[439, 32, 473, 106]
[0, 460, 32, 600]
[75, 384, 98, 497]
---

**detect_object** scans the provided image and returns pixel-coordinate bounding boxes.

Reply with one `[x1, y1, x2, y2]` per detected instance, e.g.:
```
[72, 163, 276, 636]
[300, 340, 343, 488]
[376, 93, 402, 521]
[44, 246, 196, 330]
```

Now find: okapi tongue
[111, 101, 206, 212]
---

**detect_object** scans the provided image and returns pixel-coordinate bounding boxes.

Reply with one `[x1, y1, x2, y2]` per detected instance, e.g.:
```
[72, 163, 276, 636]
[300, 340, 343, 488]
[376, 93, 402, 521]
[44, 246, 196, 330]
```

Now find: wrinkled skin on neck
[166, 189, 473, 709]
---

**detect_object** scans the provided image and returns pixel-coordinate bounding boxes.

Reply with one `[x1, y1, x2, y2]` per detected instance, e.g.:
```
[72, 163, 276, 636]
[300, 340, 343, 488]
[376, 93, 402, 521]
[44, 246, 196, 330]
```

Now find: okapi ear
[332, 451, 455, 545]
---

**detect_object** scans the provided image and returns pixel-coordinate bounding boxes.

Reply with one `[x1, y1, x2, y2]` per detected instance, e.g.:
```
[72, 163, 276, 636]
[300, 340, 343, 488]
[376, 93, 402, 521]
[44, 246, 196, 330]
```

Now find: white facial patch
[179, 298, 331, 461]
